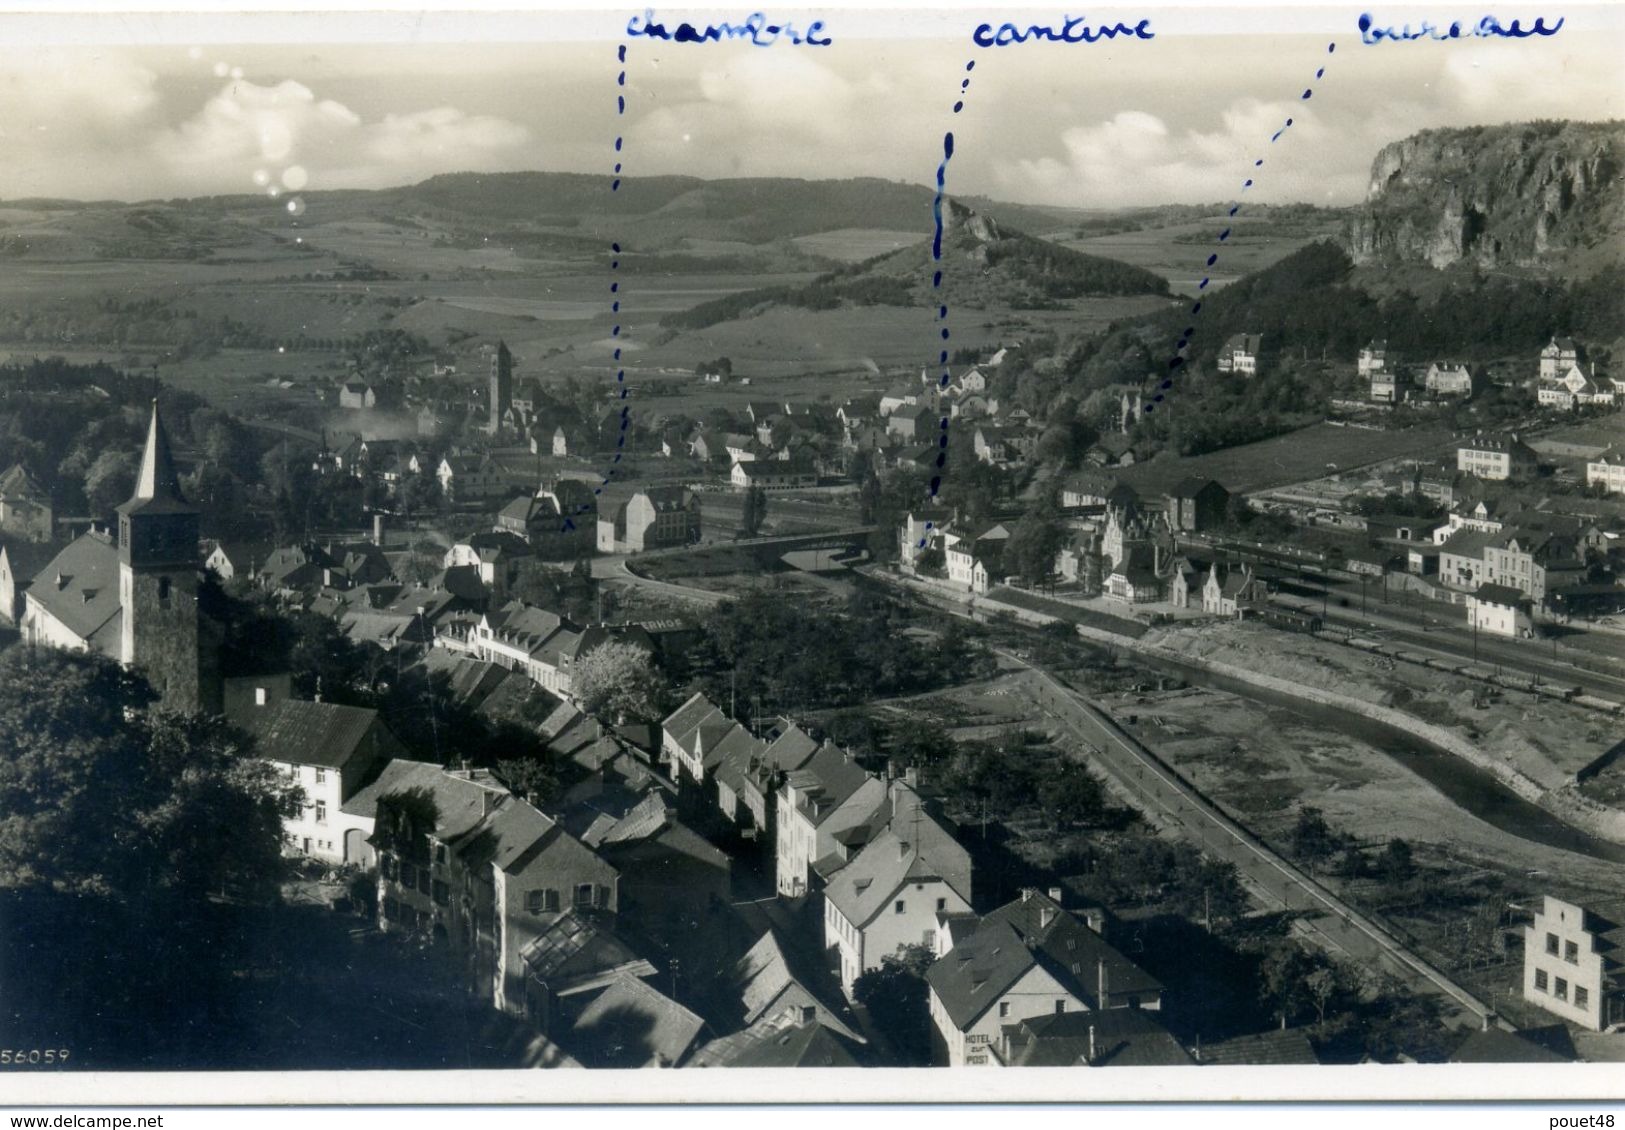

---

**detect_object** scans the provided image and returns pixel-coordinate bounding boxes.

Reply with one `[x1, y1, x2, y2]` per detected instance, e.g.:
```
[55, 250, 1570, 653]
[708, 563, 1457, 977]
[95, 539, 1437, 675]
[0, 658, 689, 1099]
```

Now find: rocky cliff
[1345, 120, 1624, 269]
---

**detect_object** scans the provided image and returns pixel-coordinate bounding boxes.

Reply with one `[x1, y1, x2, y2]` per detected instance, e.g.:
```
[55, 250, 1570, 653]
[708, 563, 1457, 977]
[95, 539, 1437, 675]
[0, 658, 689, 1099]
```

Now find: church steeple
[120, 400, 194, 518]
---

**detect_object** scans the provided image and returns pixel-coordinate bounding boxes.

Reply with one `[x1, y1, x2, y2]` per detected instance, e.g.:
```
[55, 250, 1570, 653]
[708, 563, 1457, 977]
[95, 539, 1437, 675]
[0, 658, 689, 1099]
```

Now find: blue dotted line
[917, 59, 976, 548]
[565, 43, 631, 532]
[1148, 41, 1336, 414]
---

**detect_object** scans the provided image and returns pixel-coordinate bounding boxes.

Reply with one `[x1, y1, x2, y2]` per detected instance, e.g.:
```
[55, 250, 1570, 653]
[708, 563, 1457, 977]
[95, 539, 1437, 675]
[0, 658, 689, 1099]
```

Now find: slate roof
[825, 790, 971, 929]
[565, 974, 706, 1069]
[1472, 583, 1529, 608]
[1450, 1026, 1575, 1064]
[1004, 1008, 1194, 1067]
[721, 1022, 861, 1068]
[243, 699, 385, 770]
[928, 892, 1161, 1032]
[785, 745, 874, 827]
[119, 402, 195, 519]
[0, 463, 47, 500]
[25, 532, 122, 650]
[1198, 1028, 1319, 1065]
[340, 760, 505, 843]
[730, 930, 861, 1042]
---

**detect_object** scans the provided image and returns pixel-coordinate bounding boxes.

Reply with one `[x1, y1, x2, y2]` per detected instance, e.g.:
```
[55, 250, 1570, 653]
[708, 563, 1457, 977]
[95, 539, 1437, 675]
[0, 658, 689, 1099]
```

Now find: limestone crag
[1345, 120, 1624, 269]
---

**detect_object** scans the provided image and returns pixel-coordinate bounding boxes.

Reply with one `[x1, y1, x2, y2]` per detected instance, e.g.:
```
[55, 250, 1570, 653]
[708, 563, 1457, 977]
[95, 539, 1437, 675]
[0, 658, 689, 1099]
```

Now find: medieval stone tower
[489, 340, 513, 434]
[117, 401, 202, 712]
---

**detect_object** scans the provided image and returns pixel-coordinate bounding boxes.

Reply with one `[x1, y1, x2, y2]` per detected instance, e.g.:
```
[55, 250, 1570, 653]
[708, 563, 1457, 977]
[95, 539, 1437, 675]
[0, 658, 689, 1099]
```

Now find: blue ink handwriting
[972, 15, 1153, 47]
[627, 10, 830, 45]
[1358, 11, 1564, 43]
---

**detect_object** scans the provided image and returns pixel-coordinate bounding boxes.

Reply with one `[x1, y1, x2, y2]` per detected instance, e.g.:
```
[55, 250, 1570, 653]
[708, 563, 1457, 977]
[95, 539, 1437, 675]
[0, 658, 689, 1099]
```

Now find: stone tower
[117, 401, 201, 712]
[489, 341, 513, 435]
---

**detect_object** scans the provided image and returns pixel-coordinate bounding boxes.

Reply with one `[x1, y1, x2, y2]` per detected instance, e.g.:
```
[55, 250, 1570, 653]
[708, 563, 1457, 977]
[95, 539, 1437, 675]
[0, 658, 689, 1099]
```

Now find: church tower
[117, 401, 202, 712]
[489, 341, 513, 435]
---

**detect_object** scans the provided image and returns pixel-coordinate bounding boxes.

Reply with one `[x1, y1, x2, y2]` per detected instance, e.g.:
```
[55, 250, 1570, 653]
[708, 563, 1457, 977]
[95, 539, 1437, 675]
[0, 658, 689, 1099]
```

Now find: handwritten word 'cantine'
[972, 15, 1154, 47]
[626, 10, 830, 45]
[1358, 11, 1564, 43]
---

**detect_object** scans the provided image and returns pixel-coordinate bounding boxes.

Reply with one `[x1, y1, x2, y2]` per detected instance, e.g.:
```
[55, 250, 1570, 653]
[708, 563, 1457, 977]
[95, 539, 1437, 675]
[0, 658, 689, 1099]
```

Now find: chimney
[1482, 1011, 1495, 1032]
[1021, 888, 1034, 903]
[1087, 1024, 1096, 1065]
[1097, 958, 1109, 1007]
[1039, 907, 1056, 929]
[373, 512, 386, 546]
[886, 759, 898, 782]
[1048, 886, 1064, 905]
[898, 839, 909, 860]
[905, 765, 919, 788]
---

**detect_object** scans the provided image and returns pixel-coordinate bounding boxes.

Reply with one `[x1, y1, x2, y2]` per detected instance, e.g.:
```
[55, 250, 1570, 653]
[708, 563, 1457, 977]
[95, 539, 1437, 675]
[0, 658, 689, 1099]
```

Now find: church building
[20, 401, 212, 713]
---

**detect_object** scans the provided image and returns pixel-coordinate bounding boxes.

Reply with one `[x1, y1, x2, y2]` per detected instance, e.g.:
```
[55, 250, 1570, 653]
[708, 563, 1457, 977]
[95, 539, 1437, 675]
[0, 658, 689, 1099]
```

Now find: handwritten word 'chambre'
[971, 15, 1154, 47]
[625, 10, 830, 45]
[1358, 11, 1565, 43]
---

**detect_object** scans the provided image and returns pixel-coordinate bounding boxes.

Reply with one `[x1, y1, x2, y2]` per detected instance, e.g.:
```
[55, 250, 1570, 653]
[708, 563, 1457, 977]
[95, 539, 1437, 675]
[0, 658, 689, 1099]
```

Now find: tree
[1376, 838, 1416, 886]
[0, 646, 298, 900]
[1036, 761, 1107, 830]
[83, 448, 138, 517]
[495, 756, 559, 805]
[1257, 939, 1315, 1030]
[852, 943, 935, 1065]
[1004, 492, 1067, 586]
[571, 641, 665, 724]
[1290, 806, 1335, 872]
[740, 484, 768, 538]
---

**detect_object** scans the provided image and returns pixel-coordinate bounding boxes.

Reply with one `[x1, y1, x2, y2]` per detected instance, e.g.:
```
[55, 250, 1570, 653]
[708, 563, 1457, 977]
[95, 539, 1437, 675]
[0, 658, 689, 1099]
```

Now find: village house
[731, 457, 818, 492]
[1522, 894, 1625, 1031]
[1424, 361, 1481, 398]
[349, 759, 619, 1016]
[1456, 434, 1538, 482]
[945, 524, 1012, 595]
[1163, 478, 1230, 533]
[1105, 544, 1164, 604]
[1586, 450, 1625, 495]
[1436, 528, 1496, 590]
[1167, 554, 1210, 610]
[1061, 471, 1138, 513]
[1202, 563, 1265, 617]
[596, 486, 702, 554]
[1538, 361, 1617, 410]
[437, 454, 507, 503]
[0, 542, 54, 627]
[718, 722, 825, 841]
[0, 463, 52, 542]
[925, 889, 1163, 1067]
[823, 781, 974, 996]
[1467, 583, 1535, 638]
[494, 483, 595, 559]
[1214, 333, 1262, 376]
[775, 744, 886, 898]
[1370, 365, 1409, 405]
[898, 507, 954, 573]
[235, 696, 401, 865]
[995, 1007, 1193, 1068]
[1357, 339, 1392, 379]
[464, 600, 582, 696]
[886, 403, 938, 443]
[686, 928, 865, 1067]
[1539, 336, 1581, 383]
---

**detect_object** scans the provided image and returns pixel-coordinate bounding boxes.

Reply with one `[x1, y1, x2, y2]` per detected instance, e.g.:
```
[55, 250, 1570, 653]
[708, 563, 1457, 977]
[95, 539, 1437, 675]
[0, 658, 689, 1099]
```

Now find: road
[1020, 660, 1499, 1031]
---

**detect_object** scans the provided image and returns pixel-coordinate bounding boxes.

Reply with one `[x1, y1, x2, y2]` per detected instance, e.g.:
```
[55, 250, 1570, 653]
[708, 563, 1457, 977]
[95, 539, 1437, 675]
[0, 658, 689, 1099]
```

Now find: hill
[661, 200, 1173, 330]
[1346, 119, 1625, 271]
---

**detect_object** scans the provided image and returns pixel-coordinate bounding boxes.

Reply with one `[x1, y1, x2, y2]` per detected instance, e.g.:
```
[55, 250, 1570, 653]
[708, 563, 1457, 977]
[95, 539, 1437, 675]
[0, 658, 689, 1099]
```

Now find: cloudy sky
[0, 6, 1620, 209]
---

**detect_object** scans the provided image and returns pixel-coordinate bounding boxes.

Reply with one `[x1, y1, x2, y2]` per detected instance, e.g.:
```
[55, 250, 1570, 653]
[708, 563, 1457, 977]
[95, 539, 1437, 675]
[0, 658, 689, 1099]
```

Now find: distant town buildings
[1214, 333, 1262, 376]
[595, 486, 702, 554]
[0, 463, 53, 542]
[1456, 434, 1538, 481]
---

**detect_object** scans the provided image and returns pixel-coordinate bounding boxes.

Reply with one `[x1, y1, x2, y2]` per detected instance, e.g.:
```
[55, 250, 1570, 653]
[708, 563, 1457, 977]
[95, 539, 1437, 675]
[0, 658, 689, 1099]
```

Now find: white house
[925, 890, 1163, 1067]
[775, 745, 885, 898]
[822, 782, 973, 997]
[1586, 450, 1625, 495]
[237, 698, 402, 866]
[1522, 894, 1625, 1031]
[1468, 583, 1534, 639]
[1215, 333, 1262, 376]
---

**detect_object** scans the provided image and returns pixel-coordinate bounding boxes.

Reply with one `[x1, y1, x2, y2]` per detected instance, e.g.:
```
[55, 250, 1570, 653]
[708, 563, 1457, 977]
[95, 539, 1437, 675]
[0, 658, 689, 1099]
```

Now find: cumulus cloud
[990, 99, 1360, 209]
[151, 77, 531, 194]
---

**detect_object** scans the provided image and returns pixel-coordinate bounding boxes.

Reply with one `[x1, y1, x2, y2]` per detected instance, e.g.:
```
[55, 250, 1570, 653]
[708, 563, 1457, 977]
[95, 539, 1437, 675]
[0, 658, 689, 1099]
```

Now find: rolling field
[1061, 212, 1345, 296]
[1115, 422, 1458, 495]
[789, 228, 925, 262]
